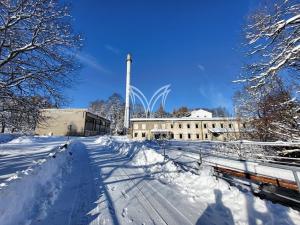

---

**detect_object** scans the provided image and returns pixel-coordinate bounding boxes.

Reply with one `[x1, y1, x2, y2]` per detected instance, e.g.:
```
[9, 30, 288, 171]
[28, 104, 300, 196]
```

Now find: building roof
[41, 108, 87, 112]
[41, 108, 110, 122]
[130, 117, 238, 122]
[189, 109, 212, 118]
[208, 128, 236, 133]
[150, 129, 172, 133]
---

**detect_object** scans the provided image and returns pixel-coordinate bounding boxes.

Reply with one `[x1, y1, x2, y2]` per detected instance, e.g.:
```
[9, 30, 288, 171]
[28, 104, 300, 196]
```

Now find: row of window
[133, 132, 209, 139]
[134, 122, 243, 130]
[134, 132, 146, 138]
[178, 133, 208, 139]
[176, 123, 233, 129]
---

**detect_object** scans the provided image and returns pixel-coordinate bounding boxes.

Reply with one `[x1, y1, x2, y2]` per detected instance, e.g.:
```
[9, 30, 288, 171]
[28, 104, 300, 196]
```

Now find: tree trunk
[1, 122, 5, 133]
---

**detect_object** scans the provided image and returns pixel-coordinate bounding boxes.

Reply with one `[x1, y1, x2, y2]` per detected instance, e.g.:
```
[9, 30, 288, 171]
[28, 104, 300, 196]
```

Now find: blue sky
[66, 0, 260, 114]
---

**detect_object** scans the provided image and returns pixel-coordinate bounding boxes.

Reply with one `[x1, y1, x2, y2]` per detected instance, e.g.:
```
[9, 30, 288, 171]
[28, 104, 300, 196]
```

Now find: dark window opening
[205, 133, 208, 139]
[195, 124, 199, 128]
[179, 124, 182, 129]
[243, 123, 246, 128]
[188, 134, 191, 139]
[212, 124, 215, 128]
[229, 124, 232, 128]
[134, 133, 138, 137]
[204, 124, 207, 129]
[179, 134, 183, 139]
[196, 134, 200, 139]
[187, 124, 190, 129]
[212, 133, 220, 137]
[171, 124, 173, 129]
[142, 132, 146, 137]
[221, 123, 224, 128]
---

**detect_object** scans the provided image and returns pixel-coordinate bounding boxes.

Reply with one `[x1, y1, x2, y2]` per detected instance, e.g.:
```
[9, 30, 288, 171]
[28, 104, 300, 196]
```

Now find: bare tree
[88, 100, 106, 118]
[172, 106, 190, 118]
[89, 93, 125, 135]
[236, 0, 300, 91]
[153, 104, 169, 118]
[234, 77, 300, 141]
[131, 103, 145, 118]
[0, 0, 82, 132]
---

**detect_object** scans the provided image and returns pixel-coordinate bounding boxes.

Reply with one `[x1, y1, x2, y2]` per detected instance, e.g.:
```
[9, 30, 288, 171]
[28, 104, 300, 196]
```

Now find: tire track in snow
[118, 166, 194, 225]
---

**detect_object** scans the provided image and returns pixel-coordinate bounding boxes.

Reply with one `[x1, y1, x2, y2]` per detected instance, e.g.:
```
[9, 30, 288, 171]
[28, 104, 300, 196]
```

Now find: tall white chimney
[124, 53, 132, 131]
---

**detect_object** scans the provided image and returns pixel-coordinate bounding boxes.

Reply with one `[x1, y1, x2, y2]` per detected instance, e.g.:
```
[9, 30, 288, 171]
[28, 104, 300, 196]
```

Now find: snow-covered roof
[150, 129, 172, 133]
[188, 109, 212, 118]
[208, 128, 236, 133]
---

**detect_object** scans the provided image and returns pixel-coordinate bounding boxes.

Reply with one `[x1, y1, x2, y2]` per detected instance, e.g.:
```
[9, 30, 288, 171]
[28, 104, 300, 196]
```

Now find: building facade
[35, 109, 110, 136]
[130, 117, 244, 141]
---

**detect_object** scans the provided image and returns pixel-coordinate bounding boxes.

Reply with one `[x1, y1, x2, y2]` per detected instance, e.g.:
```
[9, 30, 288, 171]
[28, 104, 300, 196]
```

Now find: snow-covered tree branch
[236, 0, 300, 90]
[0, 0, 82, 132]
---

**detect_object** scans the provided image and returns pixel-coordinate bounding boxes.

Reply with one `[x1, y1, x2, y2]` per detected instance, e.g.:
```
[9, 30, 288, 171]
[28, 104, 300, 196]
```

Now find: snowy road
[1, 136, 300, 225]
[36, 137, 204, 225]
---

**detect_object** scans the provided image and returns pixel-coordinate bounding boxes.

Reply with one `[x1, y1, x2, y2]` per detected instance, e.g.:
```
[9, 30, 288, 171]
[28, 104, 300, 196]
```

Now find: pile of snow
[0, 134, 18, 143]
[132, 146, 178, 182]
[8, 136, 35, 144]
[131, 147, 300, 224]
[0, 142, 75, 225]
[94, 135, 113, 145]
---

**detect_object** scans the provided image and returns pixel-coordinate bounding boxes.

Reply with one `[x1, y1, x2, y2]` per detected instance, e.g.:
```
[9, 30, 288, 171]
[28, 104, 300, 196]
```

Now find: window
[170, 124, 173, 129]
[179, 134, 183, 139]
[196, 134, 200, 139]
[220, 123, 224, 128]
[179, 124, 182, 129]
[134, 133, 138, 137]
[142, 124, 146, 129]
[229, 123, 232, 128]
[188, 134, 191, 139]
[212, 124, 215, 128]
[203, 123, 207, 129]
[142, 132, 146, 138]
[205, 133, 208, 139]
[195, 124, 199, 128]
[187, 124, 190, 129]
[243, 123, 246, 128]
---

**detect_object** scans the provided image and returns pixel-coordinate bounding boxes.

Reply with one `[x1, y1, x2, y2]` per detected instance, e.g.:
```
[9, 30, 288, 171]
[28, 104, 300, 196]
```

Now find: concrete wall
[35, 109, 110, 136]
[131, 118, 242, 141]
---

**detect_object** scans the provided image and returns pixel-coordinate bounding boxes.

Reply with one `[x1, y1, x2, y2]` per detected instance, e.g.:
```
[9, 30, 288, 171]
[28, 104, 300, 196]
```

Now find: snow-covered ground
[0, 133, 19, 143]
[0, 135, 69, 183]
[0, 135, 299, 225]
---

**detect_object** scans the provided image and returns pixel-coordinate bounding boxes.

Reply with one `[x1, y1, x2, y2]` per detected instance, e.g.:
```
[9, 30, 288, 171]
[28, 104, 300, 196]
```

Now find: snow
[130, 146, 300, 224]
[0, 135, 299, 225]
[0, 141, 74, 225]
[0, 135, 68, 183]
[8, 136, 35, 144]
[0, 133, 18, 143]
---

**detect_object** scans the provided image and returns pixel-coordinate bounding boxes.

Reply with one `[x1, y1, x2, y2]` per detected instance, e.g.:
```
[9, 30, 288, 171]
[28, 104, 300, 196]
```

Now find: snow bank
[94, 136, 141, 158]
[8, 136, 35, 144]
[0, 134, 18, 143]
[94, 135, 113, 145]
[131, 147, 300, 225]
[0, 141, 75, 225]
